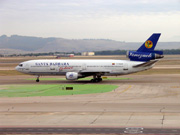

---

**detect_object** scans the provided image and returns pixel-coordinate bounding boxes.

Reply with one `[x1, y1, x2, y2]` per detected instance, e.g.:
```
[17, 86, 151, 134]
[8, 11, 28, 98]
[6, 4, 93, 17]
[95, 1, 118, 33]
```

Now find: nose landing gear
[36, 75, 40, 82]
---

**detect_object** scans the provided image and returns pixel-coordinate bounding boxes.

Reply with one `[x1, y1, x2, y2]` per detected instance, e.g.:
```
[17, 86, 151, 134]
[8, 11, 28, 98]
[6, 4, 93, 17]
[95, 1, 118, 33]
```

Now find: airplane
[15, 33, 164, 82]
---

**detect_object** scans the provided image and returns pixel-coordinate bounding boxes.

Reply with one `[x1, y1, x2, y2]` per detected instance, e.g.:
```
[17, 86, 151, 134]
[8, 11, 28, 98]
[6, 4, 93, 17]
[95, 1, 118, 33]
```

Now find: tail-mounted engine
[127, 51, 164, 61]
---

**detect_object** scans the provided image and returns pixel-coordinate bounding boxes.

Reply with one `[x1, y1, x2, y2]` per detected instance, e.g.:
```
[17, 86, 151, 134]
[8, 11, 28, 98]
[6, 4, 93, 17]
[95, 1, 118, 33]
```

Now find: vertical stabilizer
[127, 33, 163, 61]
[137, 33, 161, 52]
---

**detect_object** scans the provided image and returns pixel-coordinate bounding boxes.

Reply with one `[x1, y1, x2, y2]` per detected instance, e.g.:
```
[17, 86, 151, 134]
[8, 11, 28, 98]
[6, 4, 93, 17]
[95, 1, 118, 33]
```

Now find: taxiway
[0, 74, 180, 129]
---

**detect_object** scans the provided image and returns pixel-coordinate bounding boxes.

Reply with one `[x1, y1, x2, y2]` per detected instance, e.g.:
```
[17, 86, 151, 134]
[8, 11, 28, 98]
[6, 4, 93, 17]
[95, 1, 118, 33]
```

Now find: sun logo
[145, 40, 153, 49]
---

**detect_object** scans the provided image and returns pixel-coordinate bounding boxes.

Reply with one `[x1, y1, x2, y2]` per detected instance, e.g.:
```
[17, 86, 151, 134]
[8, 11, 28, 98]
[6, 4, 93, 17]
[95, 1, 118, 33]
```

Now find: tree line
[1, 49, 180, 57]
[95, 49, 180, 55]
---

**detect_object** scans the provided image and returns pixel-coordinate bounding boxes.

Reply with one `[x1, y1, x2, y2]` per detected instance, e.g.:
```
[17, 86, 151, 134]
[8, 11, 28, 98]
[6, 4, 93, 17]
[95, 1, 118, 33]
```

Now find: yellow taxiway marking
[171, 86, 180, 88]
[119, 85, 132, 94]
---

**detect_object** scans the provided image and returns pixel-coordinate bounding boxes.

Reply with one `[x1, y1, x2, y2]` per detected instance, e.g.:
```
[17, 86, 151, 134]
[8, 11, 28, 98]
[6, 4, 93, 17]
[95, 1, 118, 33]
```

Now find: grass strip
[0, 84, 118, 97]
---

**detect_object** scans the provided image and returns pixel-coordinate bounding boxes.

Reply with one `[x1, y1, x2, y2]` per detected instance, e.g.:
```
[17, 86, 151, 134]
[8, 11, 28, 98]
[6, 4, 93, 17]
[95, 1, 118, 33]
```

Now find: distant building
[55, 53, 74, 58]
[81, 52, 95, 56]
[69, 54, 74, 57]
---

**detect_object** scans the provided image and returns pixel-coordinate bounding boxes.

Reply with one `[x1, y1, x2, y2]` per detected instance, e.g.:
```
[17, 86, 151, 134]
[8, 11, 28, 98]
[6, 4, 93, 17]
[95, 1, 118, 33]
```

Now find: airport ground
[0, 55, 180, 134]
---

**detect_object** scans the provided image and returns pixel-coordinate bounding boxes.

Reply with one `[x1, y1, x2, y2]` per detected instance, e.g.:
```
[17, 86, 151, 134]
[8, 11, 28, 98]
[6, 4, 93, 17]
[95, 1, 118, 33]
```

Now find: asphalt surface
[1, 74, 180, 134]
[0, 127, 180, 134]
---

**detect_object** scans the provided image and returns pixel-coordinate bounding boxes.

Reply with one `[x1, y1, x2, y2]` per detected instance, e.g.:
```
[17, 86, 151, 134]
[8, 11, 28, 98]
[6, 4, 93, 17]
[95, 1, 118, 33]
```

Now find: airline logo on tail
[145, 40, 153, 49]
[127, 33, 163, 61]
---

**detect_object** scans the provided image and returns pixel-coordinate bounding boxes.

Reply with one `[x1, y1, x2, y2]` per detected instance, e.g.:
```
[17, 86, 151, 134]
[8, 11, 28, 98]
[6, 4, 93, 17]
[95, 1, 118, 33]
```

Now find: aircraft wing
[133, 60, 158, 68]
[79, 70, 111, 76]
[80, 70, 111, 73]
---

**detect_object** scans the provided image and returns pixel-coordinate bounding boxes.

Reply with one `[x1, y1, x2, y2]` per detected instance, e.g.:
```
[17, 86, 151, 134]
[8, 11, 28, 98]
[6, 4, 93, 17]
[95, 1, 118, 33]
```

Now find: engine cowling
[66, 72, 78, 80]
[127, 51, 164, 61]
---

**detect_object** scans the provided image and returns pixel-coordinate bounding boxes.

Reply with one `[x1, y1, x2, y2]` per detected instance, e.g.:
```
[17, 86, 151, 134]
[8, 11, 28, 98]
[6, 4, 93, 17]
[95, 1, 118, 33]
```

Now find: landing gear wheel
[91, 77, 102, 83]
[36, 79, 39, 82]
[91, 79, 97, 83]
[36, 75, 40, 82]
[98, 78, 102, 82]
[94, 78, 99, 82]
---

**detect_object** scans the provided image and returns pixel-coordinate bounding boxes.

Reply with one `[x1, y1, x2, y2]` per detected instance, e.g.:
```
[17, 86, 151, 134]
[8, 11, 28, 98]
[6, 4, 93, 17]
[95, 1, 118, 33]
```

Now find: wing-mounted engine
[66, 72, 78, 80]
[126, 51, 164, 62]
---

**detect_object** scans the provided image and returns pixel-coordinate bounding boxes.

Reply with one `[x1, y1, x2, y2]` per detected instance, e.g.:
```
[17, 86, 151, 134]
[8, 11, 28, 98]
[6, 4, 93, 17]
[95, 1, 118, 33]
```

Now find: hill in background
[0, 35, 179, 55]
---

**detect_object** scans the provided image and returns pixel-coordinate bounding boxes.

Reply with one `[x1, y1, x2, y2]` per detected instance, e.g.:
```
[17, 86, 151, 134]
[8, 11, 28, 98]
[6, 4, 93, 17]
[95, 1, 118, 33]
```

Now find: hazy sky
[0, 0, 180, 42]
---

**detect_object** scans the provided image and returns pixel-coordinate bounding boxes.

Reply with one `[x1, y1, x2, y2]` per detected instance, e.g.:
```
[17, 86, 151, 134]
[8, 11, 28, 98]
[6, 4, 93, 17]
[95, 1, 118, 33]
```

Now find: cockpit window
[19, 64, 23, 67]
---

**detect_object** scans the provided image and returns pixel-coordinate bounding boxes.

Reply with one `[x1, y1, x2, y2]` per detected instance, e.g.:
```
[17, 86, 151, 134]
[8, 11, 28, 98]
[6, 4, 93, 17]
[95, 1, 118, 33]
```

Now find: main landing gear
[91, 75, 102, 83]
[36, 75, 40, 82]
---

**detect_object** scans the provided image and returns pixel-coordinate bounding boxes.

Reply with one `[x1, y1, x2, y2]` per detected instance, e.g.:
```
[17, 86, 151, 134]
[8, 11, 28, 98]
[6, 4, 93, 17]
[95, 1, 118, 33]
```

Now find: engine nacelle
[66, 72, 78, 80]
[127, 51, 164, 61]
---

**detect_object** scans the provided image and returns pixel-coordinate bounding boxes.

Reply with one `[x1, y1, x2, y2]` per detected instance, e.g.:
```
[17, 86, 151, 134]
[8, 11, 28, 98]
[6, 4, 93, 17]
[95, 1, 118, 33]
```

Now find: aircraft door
[50, 65, 58, 72]
[24, 63, 29, 71]
[82, 63, 87, 70]
[123, 63, 128, 70]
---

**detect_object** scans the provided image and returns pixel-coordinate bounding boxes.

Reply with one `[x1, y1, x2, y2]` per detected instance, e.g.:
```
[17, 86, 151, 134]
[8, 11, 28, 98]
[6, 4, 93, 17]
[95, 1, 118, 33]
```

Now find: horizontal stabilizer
[133, 60, 158, 68]
[149, 50, 163, 55]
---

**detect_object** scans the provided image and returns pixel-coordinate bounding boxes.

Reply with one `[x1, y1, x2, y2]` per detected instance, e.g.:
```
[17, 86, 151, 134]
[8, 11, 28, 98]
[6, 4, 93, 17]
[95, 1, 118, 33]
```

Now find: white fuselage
[15, 59, 153, 76]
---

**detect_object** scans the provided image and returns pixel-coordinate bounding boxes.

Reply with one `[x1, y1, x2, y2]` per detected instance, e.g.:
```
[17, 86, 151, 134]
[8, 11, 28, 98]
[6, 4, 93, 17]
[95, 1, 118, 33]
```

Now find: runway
[0, 74, 180, 134]
[0, 127, 180, 134]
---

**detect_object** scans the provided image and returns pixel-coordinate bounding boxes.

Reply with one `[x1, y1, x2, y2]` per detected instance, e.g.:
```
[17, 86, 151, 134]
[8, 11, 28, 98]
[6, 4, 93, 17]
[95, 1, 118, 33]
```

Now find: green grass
[0, 84, 118, 97]
[27, 77, 131, 81]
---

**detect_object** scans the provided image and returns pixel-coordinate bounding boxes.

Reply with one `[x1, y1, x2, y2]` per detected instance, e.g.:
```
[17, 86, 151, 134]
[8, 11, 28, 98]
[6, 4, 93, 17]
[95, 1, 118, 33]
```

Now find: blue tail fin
[137, 33, 161, 52]
[127, 33, 163, 62]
